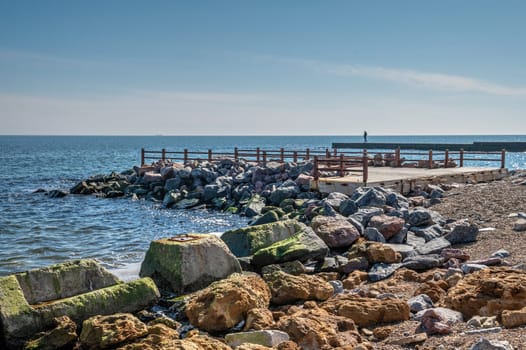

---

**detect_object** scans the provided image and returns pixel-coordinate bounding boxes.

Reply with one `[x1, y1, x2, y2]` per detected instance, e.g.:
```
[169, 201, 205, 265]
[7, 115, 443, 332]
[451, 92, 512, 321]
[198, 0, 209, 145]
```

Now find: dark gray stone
[416, 237, 451, 255]
[349, 207, 384, 227]
[339, 199, 358, 216]
[406, 231, 426, 248]
[410, 224, 443, 242]
[368, 263, 402, 282]
[402, 255, 444, 271]
[461, 263, 488, 274]
[388, 227, 408, 244]
[408, 294, 434, 313]
[324, 192, 349, 211]
[355, 188, 387, 208]
[175, 198, 200, 209]
[364, 227, 386, 243]
[408, 208, 434, 227]
[339, 256, 369, 273]
[444, 222, 479, 244]
[347, 217, 364, 235]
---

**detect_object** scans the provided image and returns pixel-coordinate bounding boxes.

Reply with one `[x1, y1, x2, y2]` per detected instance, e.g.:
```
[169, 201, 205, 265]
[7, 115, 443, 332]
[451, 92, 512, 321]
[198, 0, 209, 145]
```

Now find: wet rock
[252, 210, 281, 225]
[445, 267, 526, 319]
[80, 313, 148, 350]
[23, 316, 77, 350]
[276, 306, 360, 349]
[46, 189, 68, 198]
[444, 220, 479, 244]
[367, 214, 405, 239]
[185, 273, 270, 332]
[408, 294, 434, 313]
[140, 234, 241, 293]
[368, 263, 402, 282]
[321, 295, 410, 327]
[225, 330, 289, 348]
[416, 237, 451, 255]
[469, 338, 513, 350]
[264, 271, 333, 305]
[310, 215, 360, 248]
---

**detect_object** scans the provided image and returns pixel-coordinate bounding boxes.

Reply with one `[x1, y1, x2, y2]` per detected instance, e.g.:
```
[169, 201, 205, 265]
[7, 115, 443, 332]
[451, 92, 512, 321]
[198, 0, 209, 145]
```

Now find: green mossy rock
[221, 220, 305, 257]
[140, 234, 241, 294]
[252, 225, 329, 267]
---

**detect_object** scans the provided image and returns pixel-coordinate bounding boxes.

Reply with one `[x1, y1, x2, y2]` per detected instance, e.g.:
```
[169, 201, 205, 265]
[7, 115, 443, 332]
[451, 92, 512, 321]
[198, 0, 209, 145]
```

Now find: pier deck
[312, 166, 508, 195]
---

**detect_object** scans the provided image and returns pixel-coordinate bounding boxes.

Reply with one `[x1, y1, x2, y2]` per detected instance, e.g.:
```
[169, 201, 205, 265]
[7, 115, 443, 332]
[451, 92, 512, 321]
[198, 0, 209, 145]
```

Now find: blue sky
[1, 1, 525, 135]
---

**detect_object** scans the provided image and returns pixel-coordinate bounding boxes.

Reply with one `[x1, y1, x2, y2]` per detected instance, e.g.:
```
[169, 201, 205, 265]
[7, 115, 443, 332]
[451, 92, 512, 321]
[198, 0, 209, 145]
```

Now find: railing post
[161, 148, 166, 162]
[263, 151, 267, 165]
[333, 148, 337, 157]
[362, 149, 368, 184]
[293, 151, 298, 163]
[313, 156, 319, 180]
[339, 154, 344, 177]
[141, 148, 145, 166]
[395, 147, 401, 167]
[501, 149, 506, 169]
[184, 149, 188, 163]
[208, 149, 213, 162]
[460, 149, 464, 167]
[428, 150, 433, 169]
[306, 148, 310, 161]
[280, 148, 284, 163]
[234, 147, 239, 161]
[444, 149, 449, 168]
[256, 147, 260, 163]
[326, 148, 330, 158]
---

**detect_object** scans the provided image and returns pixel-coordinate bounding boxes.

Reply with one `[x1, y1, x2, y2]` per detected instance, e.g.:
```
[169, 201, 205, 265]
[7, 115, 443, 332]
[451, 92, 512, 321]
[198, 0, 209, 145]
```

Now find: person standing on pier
[363, 130, 368, 143]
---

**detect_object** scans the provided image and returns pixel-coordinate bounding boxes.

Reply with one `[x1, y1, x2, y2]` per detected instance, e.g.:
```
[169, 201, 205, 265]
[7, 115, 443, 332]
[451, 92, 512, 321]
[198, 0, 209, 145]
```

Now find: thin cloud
[252, 54, 526, 96]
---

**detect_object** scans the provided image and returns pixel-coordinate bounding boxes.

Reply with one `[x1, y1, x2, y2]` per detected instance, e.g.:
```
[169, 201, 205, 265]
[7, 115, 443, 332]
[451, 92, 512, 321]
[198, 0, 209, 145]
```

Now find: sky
[0, 0, 525, 135]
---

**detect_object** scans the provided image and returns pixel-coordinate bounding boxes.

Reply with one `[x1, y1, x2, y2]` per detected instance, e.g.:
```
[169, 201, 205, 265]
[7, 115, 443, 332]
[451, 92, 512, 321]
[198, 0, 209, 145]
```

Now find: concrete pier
[311, 166, 509, 195]
[332, 141, 526, 152]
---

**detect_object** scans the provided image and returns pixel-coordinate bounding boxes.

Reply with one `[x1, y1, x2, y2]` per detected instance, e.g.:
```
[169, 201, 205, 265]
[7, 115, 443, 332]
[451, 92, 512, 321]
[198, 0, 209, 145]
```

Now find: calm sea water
[1, 135, 525, 276]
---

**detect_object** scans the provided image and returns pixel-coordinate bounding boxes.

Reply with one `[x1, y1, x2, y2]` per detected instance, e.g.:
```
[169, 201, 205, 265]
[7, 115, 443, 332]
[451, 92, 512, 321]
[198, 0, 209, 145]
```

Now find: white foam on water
[109, 262, 142, 282]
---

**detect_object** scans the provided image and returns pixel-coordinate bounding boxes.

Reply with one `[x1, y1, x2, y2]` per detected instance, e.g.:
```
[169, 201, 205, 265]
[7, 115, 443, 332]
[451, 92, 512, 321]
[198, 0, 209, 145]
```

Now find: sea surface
[1, 135, 526, 277]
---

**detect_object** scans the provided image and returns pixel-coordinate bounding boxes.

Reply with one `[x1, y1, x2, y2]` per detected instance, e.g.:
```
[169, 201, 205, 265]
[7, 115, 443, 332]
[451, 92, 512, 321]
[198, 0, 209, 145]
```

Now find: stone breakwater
[4, 161, 526, 349]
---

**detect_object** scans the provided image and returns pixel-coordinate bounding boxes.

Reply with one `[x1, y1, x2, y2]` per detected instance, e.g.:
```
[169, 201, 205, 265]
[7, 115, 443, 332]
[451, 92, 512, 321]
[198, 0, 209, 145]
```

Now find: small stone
[225, 330, 290, 348]
[364, 227, 386, 243]
[513, 218, 526, 231]
[368, 263, 402, 282]
[372, 326, 393, 340]
[407, 294, 434, 313]
[388, 333, 427, 346]
[491, 249, 510, 258]
[469, 338, 513, 350]
[461, 263, 488, 274]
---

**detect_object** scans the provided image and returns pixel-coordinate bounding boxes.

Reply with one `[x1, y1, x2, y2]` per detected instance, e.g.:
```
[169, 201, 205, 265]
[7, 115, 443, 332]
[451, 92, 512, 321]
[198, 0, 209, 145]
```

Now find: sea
[1, 135, 525, 278]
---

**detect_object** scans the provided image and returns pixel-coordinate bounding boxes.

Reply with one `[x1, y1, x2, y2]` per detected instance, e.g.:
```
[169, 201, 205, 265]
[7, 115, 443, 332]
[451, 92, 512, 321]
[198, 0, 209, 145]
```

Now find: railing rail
[140, 147, 506, 184]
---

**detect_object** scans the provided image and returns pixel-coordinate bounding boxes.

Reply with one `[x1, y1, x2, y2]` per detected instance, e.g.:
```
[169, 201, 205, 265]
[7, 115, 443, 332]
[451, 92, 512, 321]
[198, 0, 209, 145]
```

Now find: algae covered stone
[221, 220, 304, 257]
[140, 234, 241, 293]
[251, 225, 328, 267]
